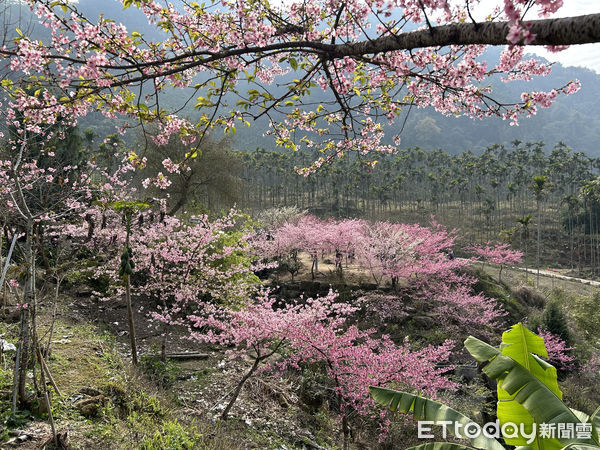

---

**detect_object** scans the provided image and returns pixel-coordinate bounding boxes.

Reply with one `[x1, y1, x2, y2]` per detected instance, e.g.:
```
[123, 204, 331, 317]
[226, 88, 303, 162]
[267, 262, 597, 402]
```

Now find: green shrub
[130, 391, 167, 418]
[139, 354, 180, 388]
[541, 299, 573, 346]
[570, 291, 600, 339]
[139, 420, 201, 450]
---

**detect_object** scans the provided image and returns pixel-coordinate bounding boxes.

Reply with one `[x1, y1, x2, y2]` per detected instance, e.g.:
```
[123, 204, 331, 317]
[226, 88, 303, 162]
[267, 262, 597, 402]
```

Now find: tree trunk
[125, 276, 138, 365]
[221, 355, 261, 420]
[124, 215, 138, 365]
[11, 309, 24, 414]
[168, 190, 189, 216]
[18, 220, 35, 406]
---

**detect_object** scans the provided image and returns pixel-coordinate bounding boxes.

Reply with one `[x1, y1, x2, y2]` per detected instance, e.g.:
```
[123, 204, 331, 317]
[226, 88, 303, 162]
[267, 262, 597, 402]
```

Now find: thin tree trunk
[161, 321, 168, 363]
[18, 220, 35, 406]
[342, 410, 350, 450]
[124, 214, 138, 365]
[35, 342, 57, 445]
[125, 277, 138, 365]
[11, 310, 24, 414]
[221, 355, 261, 420]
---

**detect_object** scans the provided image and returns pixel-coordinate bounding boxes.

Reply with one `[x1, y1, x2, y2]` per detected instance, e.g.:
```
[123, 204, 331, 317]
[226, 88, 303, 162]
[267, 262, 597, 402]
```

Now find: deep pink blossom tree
[537, 328, 577, 373]
[468, 241, 523, 281]
[258, 217, 506, 336]
[433, 285, 507, 338]
[186, 289, 455, 447]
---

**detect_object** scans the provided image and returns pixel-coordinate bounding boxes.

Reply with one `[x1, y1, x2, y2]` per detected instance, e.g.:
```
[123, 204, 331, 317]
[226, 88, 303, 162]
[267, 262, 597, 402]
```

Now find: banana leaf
[369, 386, 505, 450]
[561, 445, 600, 449]
[498, 324, 562, 448]
[466, 331, 599, 449]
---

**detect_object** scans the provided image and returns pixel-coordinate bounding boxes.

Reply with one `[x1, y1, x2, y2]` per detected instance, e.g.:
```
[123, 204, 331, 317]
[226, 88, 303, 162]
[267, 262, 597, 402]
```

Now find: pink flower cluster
[537, 329, 576, 372]
[189, 290, 456, 417]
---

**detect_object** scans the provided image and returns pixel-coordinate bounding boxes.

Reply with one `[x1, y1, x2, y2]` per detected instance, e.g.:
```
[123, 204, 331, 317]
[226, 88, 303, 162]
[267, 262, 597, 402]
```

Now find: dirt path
[509, 265, 600, 287]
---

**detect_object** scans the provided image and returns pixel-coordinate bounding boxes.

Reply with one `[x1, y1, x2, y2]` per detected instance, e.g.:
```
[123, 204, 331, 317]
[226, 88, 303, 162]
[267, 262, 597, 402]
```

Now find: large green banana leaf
[591, 407, 600, 439]
[369, 386, 505, 450]
[465, 329, 599, 449]
[499, 324, 563, 448]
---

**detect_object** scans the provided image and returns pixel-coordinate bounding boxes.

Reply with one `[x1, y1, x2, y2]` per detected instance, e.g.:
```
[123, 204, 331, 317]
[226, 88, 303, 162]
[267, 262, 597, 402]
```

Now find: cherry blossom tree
[84, 205, 261, 359]
[356, 220, 465, 287]
[254, 206, 306, 230]
[433, 284, 507, 337]
[257, 217, 507, 336]
[468, 241, 523, 281]
[0, 0, 596, 171]
[186, 289, 456, 448]
[252, 215, 365, 280]
[0, 122, 95, 443]
[537, 328, 577, 373]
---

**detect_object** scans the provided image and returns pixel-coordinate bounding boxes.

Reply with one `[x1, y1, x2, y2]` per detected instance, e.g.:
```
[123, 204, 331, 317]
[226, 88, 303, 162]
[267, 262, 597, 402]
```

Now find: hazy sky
[529, 0, 600, 73]
[474, 0, 600, 73]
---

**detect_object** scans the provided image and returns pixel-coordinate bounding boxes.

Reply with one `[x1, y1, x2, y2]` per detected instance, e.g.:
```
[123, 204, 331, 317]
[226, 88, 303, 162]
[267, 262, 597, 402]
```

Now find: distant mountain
[231, 48, 600, 156]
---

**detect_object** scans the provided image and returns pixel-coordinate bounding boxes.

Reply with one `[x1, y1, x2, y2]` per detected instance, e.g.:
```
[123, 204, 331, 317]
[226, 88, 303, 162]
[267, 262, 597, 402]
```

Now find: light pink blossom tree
[83, 205, 261, 359]
[0, 120, 96, 442]
[0, 0, 594, 171]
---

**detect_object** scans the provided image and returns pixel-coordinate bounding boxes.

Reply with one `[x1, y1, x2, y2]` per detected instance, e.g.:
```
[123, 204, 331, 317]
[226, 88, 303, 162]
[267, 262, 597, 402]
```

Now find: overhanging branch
[330, 13, 600, 57]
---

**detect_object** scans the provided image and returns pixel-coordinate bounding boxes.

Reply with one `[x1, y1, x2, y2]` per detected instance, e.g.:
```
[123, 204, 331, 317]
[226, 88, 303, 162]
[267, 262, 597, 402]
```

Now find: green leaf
[289, 57, 298, 71]
[498, 324, 563, 448]
[464, 336, 500, 361]
[466, 326, 598, 449]
[369, 387, 504, 450]
[500, 324, 550, 371]
[107, 200, 150, 211]
[572, 409, 591, 424]
[562, 445, 600, 450]
[591, 406, 600, 442]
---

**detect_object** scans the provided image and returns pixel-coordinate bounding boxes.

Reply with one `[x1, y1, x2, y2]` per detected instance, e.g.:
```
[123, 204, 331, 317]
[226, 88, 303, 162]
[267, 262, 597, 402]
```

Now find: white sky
[474, 0, 600, 73]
